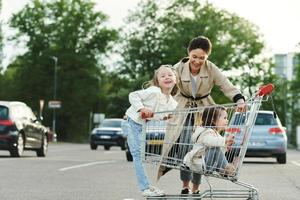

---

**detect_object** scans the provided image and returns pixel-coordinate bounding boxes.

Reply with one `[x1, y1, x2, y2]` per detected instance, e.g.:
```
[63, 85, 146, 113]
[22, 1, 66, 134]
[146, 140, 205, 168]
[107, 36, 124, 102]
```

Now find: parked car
[125, 120, 166, 162]
[226, 110, 287, 164]
[90, 118, 126, 150]
[0, 101, 49, 157]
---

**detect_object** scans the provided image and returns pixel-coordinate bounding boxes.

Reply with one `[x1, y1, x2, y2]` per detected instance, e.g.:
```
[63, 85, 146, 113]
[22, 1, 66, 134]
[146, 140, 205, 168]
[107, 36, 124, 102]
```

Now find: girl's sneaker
[220, 163, 236, 177]
[142, 186, 165, 197]
[142, 189, 159, 197]
[149, 185, 165, 196]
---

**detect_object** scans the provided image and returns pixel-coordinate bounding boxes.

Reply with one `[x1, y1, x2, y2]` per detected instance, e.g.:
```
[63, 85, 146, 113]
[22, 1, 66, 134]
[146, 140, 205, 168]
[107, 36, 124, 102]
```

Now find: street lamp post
[39, 53, 59, 136]
[50, 56, 58, 134]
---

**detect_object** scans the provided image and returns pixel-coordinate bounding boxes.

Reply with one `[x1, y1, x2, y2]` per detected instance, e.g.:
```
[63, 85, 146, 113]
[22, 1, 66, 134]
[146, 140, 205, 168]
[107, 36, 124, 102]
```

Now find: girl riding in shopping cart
[183, 106, 237, 179]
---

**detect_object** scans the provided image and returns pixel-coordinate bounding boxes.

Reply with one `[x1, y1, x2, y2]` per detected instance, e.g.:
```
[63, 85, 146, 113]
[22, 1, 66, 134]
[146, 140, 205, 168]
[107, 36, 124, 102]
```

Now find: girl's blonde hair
[143, 65, 178, 95]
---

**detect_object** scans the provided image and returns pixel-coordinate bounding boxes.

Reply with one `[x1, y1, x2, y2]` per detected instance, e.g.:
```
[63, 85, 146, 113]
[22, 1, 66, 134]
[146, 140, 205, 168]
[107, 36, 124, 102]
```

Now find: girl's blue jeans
[127, 117, 149, 191]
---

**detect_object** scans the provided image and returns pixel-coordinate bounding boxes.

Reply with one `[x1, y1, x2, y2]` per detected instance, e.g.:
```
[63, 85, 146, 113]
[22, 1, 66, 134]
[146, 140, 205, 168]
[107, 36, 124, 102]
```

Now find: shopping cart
[141, 84, 274, 200]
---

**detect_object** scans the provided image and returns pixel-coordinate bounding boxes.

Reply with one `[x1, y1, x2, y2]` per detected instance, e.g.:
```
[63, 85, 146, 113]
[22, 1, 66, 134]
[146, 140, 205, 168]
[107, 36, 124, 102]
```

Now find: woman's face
[215, 110, 228, 131]
[188, 48, 208, 72]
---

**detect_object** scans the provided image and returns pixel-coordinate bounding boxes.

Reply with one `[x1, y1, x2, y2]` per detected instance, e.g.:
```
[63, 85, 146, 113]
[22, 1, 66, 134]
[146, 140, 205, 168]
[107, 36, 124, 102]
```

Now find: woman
[157, 36, 245, 194]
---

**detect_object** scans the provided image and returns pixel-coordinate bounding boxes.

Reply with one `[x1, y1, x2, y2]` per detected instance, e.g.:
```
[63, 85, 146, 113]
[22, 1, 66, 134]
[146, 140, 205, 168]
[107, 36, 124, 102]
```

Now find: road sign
[48, 100, 62, 109]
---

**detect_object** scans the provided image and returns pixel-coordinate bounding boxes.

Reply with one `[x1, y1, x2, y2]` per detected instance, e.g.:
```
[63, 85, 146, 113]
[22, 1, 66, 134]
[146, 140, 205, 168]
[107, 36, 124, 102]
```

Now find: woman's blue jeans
[127, 117, 149, 191]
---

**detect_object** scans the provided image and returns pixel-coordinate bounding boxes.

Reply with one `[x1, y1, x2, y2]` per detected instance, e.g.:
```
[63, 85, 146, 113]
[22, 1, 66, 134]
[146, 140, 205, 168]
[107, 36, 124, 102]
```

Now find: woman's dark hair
[187, 36, 212, 55]
[202, 106, 226, 127]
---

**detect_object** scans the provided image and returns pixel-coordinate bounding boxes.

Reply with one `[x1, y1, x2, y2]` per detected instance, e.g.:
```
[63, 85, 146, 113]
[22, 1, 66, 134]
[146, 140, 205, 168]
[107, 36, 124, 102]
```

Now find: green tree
[0, 0, 3, 70]
[290, 50, 300, 146]
[120, 0, 269, 105]
[0, 0, 2, 95]
[7, 0, 117, 141]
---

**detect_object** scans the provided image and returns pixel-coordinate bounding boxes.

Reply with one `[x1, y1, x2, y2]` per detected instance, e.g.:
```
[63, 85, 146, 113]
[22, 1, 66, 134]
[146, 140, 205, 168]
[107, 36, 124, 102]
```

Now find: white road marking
[59, 160, 116, 171]
[291, 161, 300, 167]
[104, 151, 118, 154]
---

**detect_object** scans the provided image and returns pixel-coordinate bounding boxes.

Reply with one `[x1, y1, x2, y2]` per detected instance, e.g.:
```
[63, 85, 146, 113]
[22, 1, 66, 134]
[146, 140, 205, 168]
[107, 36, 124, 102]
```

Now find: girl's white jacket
[125, 86, 178, 125]
[183, 127, 226, 171]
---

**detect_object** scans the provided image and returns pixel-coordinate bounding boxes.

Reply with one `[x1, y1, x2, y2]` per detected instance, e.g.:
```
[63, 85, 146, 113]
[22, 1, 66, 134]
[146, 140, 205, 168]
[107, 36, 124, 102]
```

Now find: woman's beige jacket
[157, 58, 243, 180]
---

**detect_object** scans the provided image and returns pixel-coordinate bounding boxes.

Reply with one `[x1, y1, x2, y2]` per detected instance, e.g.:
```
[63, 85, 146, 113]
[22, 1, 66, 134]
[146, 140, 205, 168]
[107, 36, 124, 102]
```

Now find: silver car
[227, 110, 287, 164]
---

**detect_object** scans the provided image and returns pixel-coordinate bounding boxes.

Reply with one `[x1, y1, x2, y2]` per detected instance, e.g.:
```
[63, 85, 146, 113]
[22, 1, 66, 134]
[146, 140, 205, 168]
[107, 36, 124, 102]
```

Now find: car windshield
[232, 112, 278, 126]
[0, 106, 9, 120]
[255, 113, 278, 125]
[100, 120, 122, 128]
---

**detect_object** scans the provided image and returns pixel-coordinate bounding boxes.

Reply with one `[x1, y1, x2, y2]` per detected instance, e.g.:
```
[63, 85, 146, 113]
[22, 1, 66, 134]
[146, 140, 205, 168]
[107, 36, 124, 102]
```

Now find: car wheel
[90, 143, 97, 150]
[121, 144, 126, 151]
[276, 153, 286, 164]
[104, 145, 110, 150]
[36, 135, 48, 157]
[10, 133, 24, 157]
[126, 150, 133, 162]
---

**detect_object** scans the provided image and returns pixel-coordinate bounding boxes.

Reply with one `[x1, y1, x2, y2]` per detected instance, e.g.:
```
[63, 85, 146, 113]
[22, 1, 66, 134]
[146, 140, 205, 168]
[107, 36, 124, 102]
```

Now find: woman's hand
[140, 108, 154, 119]
[236, 99, 247, 112]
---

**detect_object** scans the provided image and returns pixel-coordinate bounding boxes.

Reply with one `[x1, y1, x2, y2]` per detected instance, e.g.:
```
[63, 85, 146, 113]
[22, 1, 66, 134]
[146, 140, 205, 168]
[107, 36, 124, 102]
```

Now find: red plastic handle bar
[257, 84, 274, 96]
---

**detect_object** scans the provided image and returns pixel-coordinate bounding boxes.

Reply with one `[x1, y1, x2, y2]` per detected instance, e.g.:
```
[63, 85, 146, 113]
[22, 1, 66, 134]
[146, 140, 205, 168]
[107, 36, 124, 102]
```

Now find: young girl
[125, 65, 178, 197]
[183, 106, 235, 193]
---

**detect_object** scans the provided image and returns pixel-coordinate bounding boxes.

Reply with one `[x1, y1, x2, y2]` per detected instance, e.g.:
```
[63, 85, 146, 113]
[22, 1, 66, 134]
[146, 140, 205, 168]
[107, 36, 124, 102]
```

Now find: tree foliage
[1, 0, 282, 143]
[120, 0, 268, 105]
[290, 51, 300, 145]
[3, 0, 118, 141]
[0, 0, 3, 70]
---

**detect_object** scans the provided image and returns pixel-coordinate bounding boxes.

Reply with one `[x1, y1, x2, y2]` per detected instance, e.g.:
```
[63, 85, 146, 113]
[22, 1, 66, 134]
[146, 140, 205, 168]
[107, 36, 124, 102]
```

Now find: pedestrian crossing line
[291, 161, 300, 167]
[59, 160, 116, 171]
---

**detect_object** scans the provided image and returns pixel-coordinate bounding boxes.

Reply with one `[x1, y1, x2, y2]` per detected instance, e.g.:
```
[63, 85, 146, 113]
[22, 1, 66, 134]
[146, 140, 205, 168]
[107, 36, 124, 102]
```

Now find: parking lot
[0, 143, 300, 200]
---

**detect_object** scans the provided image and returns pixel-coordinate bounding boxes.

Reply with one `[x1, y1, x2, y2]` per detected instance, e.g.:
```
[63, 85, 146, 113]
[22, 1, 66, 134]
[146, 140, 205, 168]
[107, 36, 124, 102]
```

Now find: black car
[0, 101, 49, 157]
[90, 118, 126, 150]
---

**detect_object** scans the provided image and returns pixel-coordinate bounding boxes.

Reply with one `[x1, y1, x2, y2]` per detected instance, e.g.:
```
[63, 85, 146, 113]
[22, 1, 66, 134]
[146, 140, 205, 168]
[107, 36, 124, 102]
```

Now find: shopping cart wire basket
[141, 84, 274, 200]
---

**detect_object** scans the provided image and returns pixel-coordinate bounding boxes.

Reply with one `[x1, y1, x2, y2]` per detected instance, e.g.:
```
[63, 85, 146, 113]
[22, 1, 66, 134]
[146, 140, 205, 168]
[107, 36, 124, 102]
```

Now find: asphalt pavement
[0, 143, 300, 200]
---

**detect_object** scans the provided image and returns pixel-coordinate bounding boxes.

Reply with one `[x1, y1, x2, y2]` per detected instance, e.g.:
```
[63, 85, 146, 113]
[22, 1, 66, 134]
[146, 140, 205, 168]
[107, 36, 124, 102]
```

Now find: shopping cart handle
[257, 84, 274, 96]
